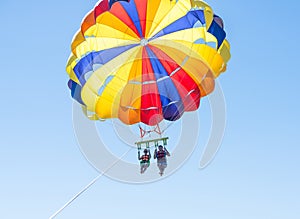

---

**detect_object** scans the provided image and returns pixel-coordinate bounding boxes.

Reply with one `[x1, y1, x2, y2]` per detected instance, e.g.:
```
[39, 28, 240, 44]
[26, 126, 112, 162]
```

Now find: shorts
[140, 161, 150, 167]
[157, 159, 167, 167]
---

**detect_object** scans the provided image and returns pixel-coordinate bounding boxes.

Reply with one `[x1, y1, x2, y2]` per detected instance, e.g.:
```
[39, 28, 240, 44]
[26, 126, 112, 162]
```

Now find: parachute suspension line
[139, 124, 163, 137]
[139, 125, 147, 139]
[153, 123, 162, 137]
[49, 148, 132, 219]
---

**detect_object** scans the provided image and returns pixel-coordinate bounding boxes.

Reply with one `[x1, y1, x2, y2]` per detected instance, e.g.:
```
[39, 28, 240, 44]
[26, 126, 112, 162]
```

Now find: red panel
[94, 0, 109, 18]
[110, 2, 140, 37]
[150, 46, 201, 111]
[141, 48, 163, 125]
[134, 0, 147, 37]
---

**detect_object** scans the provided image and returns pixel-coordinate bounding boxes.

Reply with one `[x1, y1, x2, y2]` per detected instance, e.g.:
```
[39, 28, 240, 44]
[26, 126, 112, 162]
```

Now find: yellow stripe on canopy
[118, 49, 143, 124]
[145, 0, 161, 38]
[149, 0, 191, 38]
[84, 23, 139, 41]
[66, 55, 80, 84]
[146, 0, 176, 38]
[218, 39, 231, 63]
[74, 37, 139, 59]
[71, 31, 85, 56]
[95, 48, 143, 119]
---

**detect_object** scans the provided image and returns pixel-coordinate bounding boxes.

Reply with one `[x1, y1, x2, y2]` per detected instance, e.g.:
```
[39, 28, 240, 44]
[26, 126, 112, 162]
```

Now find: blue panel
[109, 0, 128, 8]
[151, 10, 205, 40]
[162, 102, 184, 121]
[145, 47, 184, 120]
[145, 47, 168, 80]
[68, 80, 84, 105]
[208, 20, 226, 48]
[74, 44, 137, 85]
[119, 0, 143, 37]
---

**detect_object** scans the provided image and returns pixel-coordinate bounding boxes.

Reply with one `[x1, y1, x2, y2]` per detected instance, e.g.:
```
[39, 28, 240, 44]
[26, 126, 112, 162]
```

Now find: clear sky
[0, 0, 300, 218]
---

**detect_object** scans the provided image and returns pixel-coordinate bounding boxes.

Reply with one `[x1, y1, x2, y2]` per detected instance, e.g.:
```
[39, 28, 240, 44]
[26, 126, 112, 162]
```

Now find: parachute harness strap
[163, 138, 167, 146]
[155, 141, 159, 149]
[137, 143, 142, 151]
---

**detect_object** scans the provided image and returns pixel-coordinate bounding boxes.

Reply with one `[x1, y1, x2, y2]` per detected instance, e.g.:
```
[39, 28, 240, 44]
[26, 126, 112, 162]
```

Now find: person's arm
[148, 149, 151, 159]
[165, 148, 170, 156]
[138, 151, 141, 160]
[154, 149, 157, 159]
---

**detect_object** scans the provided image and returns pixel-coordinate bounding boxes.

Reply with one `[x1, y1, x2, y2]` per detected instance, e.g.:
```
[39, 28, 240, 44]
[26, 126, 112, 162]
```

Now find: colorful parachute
[66, 0, 231, 126]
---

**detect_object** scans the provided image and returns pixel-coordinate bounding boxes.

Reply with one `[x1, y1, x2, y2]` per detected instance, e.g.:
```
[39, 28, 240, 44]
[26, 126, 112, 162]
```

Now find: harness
[141, 155, 150, 163]
[156, 150, 166, 159]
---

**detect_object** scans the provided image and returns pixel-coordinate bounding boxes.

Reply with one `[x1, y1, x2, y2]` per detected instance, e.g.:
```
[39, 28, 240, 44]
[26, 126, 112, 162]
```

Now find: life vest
[156, 150, 166, 159]
[141, 155, 150, 162]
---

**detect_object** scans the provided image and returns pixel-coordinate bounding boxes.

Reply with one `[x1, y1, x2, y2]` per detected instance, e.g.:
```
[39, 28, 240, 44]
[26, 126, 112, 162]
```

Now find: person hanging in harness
[154, 145, 170, 176]
[138, 148, 151, 174]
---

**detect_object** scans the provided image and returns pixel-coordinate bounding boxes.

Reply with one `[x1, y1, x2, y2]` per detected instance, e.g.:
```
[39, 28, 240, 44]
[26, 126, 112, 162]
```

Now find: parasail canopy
[66, 0, 231, 126]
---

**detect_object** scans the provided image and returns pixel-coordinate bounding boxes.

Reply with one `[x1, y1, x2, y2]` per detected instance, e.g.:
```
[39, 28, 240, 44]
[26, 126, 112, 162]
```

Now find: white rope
[49, 148, 132, 219]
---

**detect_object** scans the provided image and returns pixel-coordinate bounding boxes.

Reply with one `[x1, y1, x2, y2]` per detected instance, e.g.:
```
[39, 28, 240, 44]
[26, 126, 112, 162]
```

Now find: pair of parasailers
[138, 145, 170, 176]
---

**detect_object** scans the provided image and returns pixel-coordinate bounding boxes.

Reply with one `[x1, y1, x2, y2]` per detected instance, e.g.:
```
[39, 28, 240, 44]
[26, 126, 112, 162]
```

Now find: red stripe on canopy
[110, 1, 140, 38]
[134, 0, 147, 37]
[141, 47, 163, 125]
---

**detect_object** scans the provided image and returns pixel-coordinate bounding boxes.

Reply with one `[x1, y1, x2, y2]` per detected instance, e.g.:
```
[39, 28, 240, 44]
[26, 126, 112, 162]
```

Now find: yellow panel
[149, 0, 191, 38]
[145, 0, 162, 38]
[119, 49, 143, 107]
[218, 39, 231, 63]
[118, 49, 143, 124]
[146, 0, 175, 38]
[66, 55, 80, 84]
[84, 24, 139, 41]
[71, 31, 85, 56]
[95, 48, 142, 118]
[192, 44, 225, 77]
[74, 37, 139, 59]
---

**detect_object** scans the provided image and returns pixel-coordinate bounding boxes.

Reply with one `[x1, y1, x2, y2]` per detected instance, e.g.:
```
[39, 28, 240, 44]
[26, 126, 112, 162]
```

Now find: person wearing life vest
[138, 149, 151, 174]
[154, 145, 170, 176]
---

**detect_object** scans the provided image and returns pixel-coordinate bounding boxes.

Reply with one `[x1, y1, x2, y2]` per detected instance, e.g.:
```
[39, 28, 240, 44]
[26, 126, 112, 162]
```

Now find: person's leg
[140, 163, 145, 174]
[160, 165, 165, 175]
[141, 163, 148, 174]
[140, 165, 143, 174]
[159, 162, 168, 176]
[144, 163, 150, 172]
[157, 163, 164, 175]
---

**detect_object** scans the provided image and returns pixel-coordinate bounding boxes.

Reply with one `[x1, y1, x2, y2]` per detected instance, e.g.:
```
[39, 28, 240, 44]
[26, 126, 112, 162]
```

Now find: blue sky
[0, 0, 300, 218]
